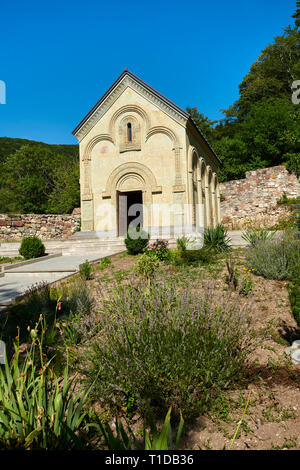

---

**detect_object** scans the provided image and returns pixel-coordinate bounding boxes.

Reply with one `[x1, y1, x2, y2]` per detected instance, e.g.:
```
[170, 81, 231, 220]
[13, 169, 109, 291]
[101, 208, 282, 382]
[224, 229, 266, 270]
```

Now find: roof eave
[72, 69, 190, 137]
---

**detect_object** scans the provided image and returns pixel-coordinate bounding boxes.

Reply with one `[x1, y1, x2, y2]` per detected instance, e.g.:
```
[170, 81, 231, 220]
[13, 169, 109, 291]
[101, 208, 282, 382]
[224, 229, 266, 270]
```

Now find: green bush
[246, 235, 300, 280]
[204, 224, 231, 252]
[294, 202, 300, 240]
[133, 253, 159, 282]
[176, 236, 190, 252]
[146, 239, 170, 261]
[80, 260, 92, 280]
[180, 247, 213, 266]
[79, 278, 252, 419]
[19, 236, 45, 259]
[2, 281, 93, 346]
[124, 227, 149, 255]
[288, 281, 300, 327]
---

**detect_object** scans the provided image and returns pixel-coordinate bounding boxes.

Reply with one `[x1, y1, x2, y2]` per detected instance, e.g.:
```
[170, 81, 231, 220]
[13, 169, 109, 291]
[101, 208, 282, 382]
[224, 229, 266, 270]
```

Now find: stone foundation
[220, 166, 299, 230]
[0, 211, 81, 241]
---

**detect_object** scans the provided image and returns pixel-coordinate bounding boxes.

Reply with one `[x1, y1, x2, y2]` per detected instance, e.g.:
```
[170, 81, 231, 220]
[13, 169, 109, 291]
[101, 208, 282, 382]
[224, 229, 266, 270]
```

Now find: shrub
[94, 406, 184, 450]
[0, 330, 91, 450]
[180, 247, 213, 266]
[176, 236, 190, 252]
[94, 257, 111, 271]
[294, 201, 300, 240]
[79, 277, 252, 419]
[288, 281, 300, 327]
[277, 192, 299, 206]
[246, 235, 300, 281]
[80, 260, 92, 280]
[19, 236, 45, 259]
[124, 227, 149, 255]
[239, 276, 254, 297]
[2, 281, 93, 346]
[62, 280, 94, 317]
[146, 239, 170, 261]
[242, 229, 275, 247]
[133, 253, 159, 282]
[204, 224, 231, 252]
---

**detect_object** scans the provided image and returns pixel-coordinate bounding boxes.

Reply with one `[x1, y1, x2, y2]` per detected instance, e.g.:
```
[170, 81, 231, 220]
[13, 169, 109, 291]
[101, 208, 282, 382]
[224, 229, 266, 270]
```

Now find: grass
[0, 256, 23, 264]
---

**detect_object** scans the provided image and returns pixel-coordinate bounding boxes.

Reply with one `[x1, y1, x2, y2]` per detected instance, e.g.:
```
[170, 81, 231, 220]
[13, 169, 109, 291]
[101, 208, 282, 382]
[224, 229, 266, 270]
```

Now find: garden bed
[51, 248, 300, 450]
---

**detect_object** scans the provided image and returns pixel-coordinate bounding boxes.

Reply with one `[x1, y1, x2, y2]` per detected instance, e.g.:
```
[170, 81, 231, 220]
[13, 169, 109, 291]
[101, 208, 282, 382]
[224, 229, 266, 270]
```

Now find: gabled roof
[72, 69, 221, 164]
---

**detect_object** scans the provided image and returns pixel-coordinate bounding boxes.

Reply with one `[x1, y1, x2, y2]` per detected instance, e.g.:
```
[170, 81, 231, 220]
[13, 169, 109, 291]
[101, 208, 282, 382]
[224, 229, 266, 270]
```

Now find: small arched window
[119, 115, 141, 152]
[127, 122, 132, 142]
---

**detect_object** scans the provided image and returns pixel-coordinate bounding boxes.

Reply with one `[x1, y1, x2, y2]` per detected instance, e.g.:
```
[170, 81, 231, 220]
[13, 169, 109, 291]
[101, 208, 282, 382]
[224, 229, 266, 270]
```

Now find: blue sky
[0, 0, 297, 144]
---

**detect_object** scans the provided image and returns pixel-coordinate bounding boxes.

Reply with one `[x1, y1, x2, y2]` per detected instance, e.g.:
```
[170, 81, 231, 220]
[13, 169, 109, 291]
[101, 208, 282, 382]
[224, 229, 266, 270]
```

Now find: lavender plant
[78, 276, 252, 419]
[246, 234, 300, 280]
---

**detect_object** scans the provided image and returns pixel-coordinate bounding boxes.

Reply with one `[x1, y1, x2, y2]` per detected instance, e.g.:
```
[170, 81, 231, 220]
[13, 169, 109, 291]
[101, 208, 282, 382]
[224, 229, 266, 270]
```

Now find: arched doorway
[117, 174, 145, 236]
[102, 162, 162, 237]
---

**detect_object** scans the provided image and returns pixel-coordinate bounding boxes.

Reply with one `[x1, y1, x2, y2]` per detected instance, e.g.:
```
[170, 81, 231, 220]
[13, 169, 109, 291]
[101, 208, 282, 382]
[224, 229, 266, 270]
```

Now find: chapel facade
[72, 69, 221, 239]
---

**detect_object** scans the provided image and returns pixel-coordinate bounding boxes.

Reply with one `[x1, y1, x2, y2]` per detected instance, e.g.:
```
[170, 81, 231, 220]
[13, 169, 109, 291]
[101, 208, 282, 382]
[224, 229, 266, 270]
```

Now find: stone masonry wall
[0, 211, 81, 241]
[220, 166, 299, 230]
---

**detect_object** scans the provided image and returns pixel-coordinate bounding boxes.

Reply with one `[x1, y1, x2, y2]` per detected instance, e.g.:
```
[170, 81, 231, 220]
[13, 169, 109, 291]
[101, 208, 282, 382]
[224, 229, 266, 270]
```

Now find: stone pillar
[81, 159, 94, 231]
[174, 146, 182, 184]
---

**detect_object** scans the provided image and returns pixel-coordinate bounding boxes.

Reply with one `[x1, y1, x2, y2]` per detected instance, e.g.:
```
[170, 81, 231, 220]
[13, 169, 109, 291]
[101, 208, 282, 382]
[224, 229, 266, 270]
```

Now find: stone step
[0, 299, 12, 306]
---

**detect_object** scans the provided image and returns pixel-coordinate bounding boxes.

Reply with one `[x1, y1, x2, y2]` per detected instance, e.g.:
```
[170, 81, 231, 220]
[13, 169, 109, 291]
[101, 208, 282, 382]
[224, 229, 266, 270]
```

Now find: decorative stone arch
[109, 104, 150, 140]
[102, 162, 162, 204]
[187, 145, 199, 173]
[118, 114, 141, 152]
[83, 134, 114, 161]
[145, 126, 179, 147]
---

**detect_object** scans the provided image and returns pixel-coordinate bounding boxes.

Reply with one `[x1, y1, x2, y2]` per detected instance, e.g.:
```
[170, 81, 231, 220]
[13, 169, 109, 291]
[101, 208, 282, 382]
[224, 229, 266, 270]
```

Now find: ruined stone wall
[220, 166, 299, 230]
[0, 210, 81, 241]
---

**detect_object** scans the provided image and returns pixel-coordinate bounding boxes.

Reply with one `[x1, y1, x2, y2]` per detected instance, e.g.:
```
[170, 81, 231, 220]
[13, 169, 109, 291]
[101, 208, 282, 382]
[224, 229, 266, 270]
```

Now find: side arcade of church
[72, 69, 221, 238]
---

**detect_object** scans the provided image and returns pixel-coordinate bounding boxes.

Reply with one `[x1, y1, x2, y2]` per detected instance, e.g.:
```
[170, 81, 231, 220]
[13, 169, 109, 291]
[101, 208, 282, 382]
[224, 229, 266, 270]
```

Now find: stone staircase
[0, 238, 126, 257]
[0, 231, 250, 259]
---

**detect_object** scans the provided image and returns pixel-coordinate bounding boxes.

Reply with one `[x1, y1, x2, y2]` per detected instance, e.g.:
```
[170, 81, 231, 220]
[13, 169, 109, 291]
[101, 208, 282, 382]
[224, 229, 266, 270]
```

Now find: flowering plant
[145, 239, 170, 261]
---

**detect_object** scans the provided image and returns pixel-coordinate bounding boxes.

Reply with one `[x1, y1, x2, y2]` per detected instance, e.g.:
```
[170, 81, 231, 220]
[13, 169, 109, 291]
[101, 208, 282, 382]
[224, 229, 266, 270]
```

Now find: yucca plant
[204, 224, 231, 252]
[176, 236, 190, 252]
[242, 229, 275, 247]
[90, 407, 184, 450]
[0, 323, 91, 450]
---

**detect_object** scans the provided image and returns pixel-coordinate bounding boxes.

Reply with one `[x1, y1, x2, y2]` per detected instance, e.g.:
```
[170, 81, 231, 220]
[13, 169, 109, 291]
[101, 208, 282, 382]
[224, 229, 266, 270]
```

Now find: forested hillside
[0, 138, 79, 214]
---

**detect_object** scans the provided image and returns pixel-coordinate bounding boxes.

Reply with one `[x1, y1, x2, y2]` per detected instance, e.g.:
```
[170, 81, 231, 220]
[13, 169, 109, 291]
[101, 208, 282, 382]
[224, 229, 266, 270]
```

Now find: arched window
[127, 122, 132, 142]
[119, 115, 141, 152]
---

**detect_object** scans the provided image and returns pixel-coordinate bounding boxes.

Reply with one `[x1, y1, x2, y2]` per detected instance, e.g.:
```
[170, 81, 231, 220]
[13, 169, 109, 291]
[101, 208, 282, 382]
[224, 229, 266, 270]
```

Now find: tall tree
[292, 0, 300, 29]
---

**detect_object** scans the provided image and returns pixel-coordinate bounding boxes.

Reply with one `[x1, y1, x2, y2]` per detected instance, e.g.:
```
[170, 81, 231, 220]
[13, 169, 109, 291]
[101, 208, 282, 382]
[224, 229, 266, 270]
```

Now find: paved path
[0, 252, 120, 310]
[0, 230, 251, 310]
[228, 231, 247, 246]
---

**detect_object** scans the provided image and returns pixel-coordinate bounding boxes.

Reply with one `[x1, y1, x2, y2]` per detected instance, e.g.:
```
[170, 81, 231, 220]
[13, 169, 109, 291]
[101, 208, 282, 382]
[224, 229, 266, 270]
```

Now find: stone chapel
[72, 69, 221, 239]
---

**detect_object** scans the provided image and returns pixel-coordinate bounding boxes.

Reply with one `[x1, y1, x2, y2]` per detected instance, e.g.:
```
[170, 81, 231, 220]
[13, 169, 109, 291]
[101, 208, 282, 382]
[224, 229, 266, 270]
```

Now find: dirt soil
[58, 250, 300, 451]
